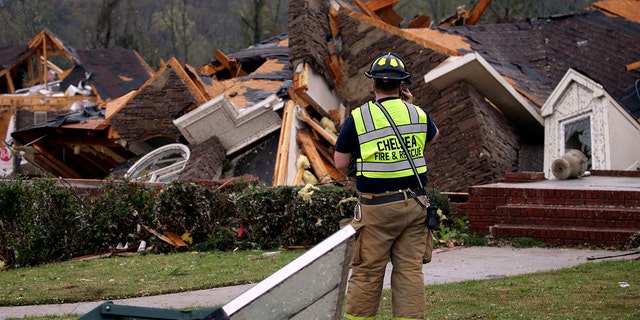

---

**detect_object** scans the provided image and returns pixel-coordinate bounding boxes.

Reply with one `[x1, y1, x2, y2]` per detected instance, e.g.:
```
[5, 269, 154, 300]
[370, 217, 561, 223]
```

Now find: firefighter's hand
[401, 87, 413, 104]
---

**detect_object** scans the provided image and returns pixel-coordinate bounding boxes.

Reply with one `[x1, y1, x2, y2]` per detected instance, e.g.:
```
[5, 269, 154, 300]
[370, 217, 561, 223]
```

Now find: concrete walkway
[1, 246, 638, 319]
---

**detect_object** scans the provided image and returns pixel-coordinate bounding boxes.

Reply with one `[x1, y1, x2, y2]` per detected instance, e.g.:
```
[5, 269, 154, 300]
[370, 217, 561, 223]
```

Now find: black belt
[359, 188, 426, 205]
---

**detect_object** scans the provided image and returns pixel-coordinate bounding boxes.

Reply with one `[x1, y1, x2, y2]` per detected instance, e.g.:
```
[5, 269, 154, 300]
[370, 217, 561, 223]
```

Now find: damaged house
[279, 0, 640, 247]
[285, 0, 640, 193]
[5, 30, 291, 183]
[2, 0, 639, 195]
[0, 29, 153, 177]
[1, 0, 638, 247]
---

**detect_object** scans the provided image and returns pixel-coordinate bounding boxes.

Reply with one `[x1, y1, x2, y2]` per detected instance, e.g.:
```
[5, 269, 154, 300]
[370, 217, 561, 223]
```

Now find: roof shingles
[447, 10, 640, 107]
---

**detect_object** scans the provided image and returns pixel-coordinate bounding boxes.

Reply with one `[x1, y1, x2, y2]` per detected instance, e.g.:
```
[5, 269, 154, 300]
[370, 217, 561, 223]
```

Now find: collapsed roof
[8, 33, 292, 181]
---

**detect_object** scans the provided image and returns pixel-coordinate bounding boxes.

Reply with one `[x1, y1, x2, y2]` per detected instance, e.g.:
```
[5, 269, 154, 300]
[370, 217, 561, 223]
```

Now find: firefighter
[334, 52, 439, 319]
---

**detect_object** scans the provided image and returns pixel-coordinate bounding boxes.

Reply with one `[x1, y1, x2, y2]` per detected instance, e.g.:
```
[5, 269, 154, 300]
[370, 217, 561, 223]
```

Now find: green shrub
[154, 181, 237, 251]
[0, 176, 80, 267]
[74, 179, 155, 255]
[0, 177, 29, 265]
[1, 175, 468, 268]
[233, 184, 356, 250]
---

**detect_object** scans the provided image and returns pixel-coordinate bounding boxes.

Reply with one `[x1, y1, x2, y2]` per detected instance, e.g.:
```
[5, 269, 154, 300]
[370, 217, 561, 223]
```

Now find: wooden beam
[467, 0, 492, 25]
[365, 0, 400, 12]
[198, 64, 218, 76]
[329, 5, 341, 38]
[43, 33, 49, 91]
[310, 133, 336, 166]
[352, 0, 380, 19]
[320, 152, 343, 182]
[214, 49, 248, 77]
[287, 87, 309, 109]
[324, 55, 343, 86]
[32, 148, 83, 178]
[166, 58, 209, 104]
[297, 107, 337, 146]
[366, 0, 403, 26]
[0, 69, 16, 93]
[293, 88, 331, 119]
[141, 224, 188, 250]
[273, 100, 295, 186]
[296, 129, 332, 184]
[626, 61, 640, 71]
[408, 14, 431, 28]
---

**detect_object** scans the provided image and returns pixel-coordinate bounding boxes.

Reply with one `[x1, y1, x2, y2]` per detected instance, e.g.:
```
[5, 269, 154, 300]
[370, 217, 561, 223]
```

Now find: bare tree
[0, 0, 55, 44]
[240, 0, 266, 44]
[94, 0, 122, 49]
[396, 0, 597, 26]
[0, 0, 289, 68]
[482, 0, 596, 23]
[151, 0, 201, 64]
[239, 0, 287, 44]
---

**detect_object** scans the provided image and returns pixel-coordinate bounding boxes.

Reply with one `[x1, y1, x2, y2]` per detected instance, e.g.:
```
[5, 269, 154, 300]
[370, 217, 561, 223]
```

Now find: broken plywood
[594, 0, 640, 23]
[273, 100, 296, 186]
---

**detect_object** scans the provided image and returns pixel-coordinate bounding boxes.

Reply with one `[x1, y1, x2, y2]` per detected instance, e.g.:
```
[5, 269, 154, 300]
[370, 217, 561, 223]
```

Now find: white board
[222, 225, 355, 319]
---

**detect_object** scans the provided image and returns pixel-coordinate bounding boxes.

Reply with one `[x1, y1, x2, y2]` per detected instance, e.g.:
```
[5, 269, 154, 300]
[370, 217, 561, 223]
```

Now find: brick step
[489, 224, 639, 248]
[495, 205, 640, 229]
[465, 186, 640, 208]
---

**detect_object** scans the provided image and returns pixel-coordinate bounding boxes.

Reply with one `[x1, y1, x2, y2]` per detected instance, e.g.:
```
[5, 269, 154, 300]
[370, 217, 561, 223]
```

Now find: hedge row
[0, 176, 452, 269]
[0, 176, 360, 268]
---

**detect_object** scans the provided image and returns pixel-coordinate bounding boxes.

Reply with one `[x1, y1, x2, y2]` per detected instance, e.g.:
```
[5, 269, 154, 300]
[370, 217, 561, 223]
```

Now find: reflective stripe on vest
[352, 100, 428, 179]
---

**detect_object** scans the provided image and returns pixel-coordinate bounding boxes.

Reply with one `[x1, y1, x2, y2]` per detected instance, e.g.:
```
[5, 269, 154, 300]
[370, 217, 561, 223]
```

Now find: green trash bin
[78, 301, 229, 320]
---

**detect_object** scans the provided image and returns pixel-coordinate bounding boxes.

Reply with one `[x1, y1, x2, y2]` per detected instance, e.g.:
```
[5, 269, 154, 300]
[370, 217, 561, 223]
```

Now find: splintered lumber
[297, 107, 337, 146]
[365, 0, 403, 26]
[141, 224, 188, 250]
[287, 87, 309, 109]
[273, 100, 295, 186]
[68, 242, 140, 262]
[321, 153, 344, 182]
[291, 63, 332, 119]
[408, 14, 431, 28]
[329, 5, 341, 37]
[626, 61, 640, 71]
[467, 0, 492, 25]
[352, 0, 380, 20]
[365, 0, 400, 12]
[324, 54, 343, 85]
[310, 134, 335, 166]
[297, 129, 332, 183]
[292, 86, 330, 118]
[214, 49, 248, 77]
[164, 231, 188, 250]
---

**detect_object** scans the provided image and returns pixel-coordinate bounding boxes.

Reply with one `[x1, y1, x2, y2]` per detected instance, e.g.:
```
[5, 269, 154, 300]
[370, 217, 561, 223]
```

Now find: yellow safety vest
[351, 99, 429, 178]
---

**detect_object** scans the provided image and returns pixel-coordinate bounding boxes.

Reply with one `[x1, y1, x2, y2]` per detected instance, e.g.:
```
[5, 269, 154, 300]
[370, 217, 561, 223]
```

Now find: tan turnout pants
[344, 192, 428, 320]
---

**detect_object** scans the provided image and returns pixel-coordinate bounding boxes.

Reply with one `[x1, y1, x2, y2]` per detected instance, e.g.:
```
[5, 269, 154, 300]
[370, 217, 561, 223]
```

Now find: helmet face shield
[364, 52, 411, 83]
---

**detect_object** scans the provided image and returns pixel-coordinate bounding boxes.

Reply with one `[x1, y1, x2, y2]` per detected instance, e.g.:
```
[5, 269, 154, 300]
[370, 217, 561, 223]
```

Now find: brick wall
[455, 172, 640, 247]
[109, 67, 195, 143]
[425, 81, 526, 192]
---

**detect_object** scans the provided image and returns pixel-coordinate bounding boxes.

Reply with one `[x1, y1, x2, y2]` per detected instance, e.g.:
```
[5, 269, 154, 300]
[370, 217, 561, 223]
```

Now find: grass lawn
[1, 248, 638, 319]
